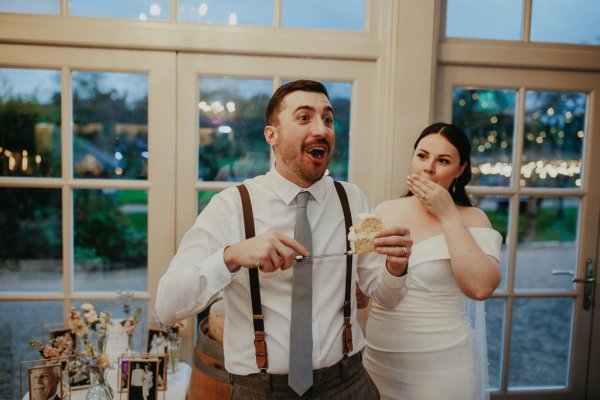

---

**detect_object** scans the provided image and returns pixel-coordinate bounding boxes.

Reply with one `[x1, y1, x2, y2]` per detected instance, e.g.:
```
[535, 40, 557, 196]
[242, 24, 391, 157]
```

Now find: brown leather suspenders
[236, 181, 354, 374]
[236, 184, 268, 373]
[333, 181, 354, 357]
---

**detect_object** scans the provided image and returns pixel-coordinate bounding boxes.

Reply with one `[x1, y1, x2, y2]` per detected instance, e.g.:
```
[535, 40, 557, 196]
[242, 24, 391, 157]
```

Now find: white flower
[84, 309, 99, 324]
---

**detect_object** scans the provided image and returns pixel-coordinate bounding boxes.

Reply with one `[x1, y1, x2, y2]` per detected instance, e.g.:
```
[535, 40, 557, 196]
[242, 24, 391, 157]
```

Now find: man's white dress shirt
[156, 169, 406, 375]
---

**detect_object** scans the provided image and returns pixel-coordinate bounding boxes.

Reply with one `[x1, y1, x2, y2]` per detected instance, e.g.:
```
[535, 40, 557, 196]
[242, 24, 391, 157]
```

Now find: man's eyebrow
[293, 105, 334, 115]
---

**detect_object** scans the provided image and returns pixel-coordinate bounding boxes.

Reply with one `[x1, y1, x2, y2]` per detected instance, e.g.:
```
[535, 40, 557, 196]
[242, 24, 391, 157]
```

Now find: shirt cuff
[381, 265, 408, 288]
[197, 246, 242, 295]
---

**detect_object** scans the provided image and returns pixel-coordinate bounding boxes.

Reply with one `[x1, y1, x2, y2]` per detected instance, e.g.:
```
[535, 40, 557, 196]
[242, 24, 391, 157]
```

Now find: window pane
[198, 190, 219, 213]
[70, 0, 169, 21]
[282, 0, 364, 31]
[73, 189, 147, 291]
[485, 298, 505, 390]
[509, 297, 572, 388]
[178, 0, 272, 26]
[522, 91, 586, 188]
[515, 197, 579, 291]
[0, 188, 62, 292]
[0, 68, 62, 178]
[0, 0, 60, 15]
[72, 71, 148, 180]
[531, 0, 600, 46]
[471, 195, 509, 291]
[0, 301, 64, 398]
[446, 0, 523, 41]
[198, 77, 271, 182]
[452, 88, 516, 187]
[322, 81, 351, 181]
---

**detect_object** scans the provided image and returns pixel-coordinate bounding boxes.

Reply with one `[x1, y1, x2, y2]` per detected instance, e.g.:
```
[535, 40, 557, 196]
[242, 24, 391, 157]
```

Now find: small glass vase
[124, 333, 135, 354]
[167, 338, 181, 375]
[85, 369, 114, 400]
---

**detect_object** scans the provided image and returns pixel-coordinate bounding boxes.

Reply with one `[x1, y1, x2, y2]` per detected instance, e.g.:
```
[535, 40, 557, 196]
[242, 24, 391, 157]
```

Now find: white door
[436, 65, 600, 399]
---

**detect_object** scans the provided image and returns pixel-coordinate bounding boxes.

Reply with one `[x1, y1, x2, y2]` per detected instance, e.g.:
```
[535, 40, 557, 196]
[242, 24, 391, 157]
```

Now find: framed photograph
[146, 328, 168, 355]
[28, 363, 64, 400]
[49, 327, 77, 350]
[155, 354, 167, 391]
[120, 353, 167, 393]
[20, 357, 72, 400]
[119, 358, 130, 393]
[127, 359, 159, 400]
[69, 358, 91, 390]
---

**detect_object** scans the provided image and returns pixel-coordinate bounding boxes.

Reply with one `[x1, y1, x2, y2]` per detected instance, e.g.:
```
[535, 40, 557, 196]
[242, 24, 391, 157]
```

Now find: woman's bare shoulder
[376, 196, 412, 213]
[375, 197, 415, 226]
[459, 206, 492, 228]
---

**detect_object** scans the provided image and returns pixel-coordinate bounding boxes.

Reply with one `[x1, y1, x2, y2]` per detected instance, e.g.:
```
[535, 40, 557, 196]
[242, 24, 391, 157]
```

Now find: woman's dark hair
[408, 122, 473, 207]
[265, 80, 330, 126]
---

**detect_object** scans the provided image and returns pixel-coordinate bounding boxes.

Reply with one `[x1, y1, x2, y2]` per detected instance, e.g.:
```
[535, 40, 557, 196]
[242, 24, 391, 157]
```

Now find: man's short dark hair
[265, 80, 330, 126]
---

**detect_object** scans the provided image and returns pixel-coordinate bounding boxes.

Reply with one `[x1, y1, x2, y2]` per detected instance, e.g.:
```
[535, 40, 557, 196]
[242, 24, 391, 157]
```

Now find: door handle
[572, 258, 596, 310]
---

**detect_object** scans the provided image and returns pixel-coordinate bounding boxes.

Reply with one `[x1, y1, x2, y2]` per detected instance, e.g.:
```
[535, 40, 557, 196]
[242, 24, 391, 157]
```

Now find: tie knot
[296, 191, 311, 208]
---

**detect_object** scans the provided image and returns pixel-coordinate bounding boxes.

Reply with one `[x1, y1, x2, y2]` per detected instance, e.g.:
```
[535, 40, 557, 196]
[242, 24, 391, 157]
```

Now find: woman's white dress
[363, 227, 502, 400]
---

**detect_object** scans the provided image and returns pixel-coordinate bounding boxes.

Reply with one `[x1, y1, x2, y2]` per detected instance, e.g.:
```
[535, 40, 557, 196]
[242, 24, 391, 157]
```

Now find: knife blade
[295, 252, 354, 261]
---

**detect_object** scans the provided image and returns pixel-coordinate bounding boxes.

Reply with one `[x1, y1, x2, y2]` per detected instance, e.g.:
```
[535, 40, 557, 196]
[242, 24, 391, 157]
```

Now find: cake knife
[295, 252, 354, 261]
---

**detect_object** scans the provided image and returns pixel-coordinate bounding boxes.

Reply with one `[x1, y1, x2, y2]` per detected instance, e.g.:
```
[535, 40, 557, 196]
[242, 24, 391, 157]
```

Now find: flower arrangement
[68, 303, 113, 398]
[166, 319, 187, 342]
[69, 303, 112, 353]
[117, 290, 142, 352]
[164, 319, 186, 374]
[29, 335, 75, 359]
[30, 303, 114, 399]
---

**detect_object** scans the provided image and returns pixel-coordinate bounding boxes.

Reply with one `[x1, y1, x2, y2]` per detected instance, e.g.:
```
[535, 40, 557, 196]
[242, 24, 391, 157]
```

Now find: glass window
[178, 0, 272, 26]
[72, 71, 148, 180]
[0, 0, 60, 15]
[508, 297, 573, 388]
[70, 0, 169, 21]
[322, 81, 351, 181]
[445, 0, 523, 41]
[282, 0, 365, 31]
[0, 188, 62, 292]
[485, 298, 506, 390]
[515, 197, 579, 291]
[452, 88, 516, 187]
[522, 91, 586, 188]
[471, 195, 509, 291]
[198, 190, 219, 213]
[73, 189, 148, 292]
[197, 77, 271, 182]
[531, 0, 600, 46]
[0, 68, 62, 178]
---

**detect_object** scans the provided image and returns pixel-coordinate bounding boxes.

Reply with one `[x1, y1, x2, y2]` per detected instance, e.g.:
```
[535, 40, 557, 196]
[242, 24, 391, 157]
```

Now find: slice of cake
[347, 213, 384, 254]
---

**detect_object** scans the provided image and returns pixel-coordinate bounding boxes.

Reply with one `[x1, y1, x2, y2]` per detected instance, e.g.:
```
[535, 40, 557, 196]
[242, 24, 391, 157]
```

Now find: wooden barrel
[187, 317, 232, 400]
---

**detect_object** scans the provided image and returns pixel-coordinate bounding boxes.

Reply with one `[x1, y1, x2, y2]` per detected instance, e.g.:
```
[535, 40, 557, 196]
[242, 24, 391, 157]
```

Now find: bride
[363, 122, 502, 400]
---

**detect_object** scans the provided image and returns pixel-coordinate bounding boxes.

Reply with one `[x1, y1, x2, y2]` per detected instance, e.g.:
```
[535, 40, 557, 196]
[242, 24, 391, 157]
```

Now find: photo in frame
[119, 358, 130, 393]
[28, 362, 64, 400]
[146, 328, 168, 355]
[48, 327, 77, 351]
[20, 357, 72, 400]
[68, 358, 91, 390]
[127, 359, 159, 400]
[120, 353, 167, 393]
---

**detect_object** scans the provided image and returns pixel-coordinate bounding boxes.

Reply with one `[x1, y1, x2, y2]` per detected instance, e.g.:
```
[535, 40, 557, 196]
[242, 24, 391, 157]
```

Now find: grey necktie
[288, 191, 313, 396]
